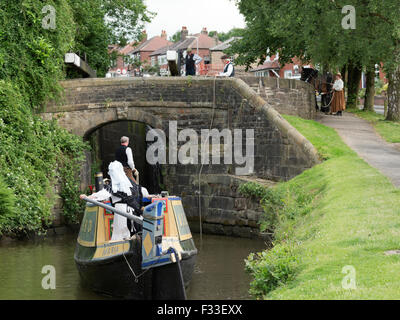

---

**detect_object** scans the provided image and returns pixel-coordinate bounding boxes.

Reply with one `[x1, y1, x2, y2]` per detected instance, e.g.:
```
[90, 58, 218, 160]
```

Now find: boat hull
[75, 196, 197, 299]
[74, 239, 197, 299]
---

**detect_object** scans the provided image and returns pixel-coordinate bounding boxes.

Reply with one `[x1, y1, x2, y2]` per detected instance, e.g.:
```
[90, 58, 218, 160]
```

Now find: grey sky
[143, 0, 246, 38]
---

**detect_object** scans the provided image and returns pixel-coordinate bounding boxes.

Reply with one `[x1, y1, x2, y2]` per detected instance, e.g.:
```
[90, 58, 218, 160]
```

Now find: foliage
[230, 0, 394, 70]
[0, 176, 17, 234]
[143, 63, 160, 75]
[0, 0, 152, 235]
[239, 181, 315, 240]
[238, 182, 268, 199]
[230, 0, 400, 118]
[209, 28, 245, 42]
[68, 0, 153, 77]
[245, 242, 299, 298]
[0, 0, 75, 109]
[169, 30, 182, 43]
[375, 78, 385, 95]
[0, 80, 88, 235]
[0, 1, 108, 236]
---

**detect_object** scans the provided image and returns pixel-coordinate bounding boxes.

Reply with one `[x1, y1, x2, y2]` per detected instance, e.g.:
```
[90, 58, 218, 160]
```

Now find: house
[149, 26, 220, 76]
[106, 30, 172, 77]
[129, 30, 172, 69]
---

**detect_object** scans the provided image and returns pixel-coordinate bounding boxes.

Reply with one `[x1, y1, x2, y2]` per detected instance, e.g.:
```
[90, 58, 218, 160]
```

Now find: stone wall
[240, 76, 317, 119]
[42, 77, 320, 237]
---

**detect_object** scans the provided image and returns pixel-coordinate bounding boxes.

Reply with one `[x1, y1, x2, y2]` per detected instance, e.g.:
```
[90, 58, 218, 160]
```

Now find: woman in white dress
[80, 161, 150, 240]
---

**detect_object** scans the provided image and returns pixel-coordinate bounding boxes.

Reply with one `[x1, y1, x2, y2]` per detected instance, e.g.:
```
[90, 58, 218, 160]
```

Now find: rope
[122, 251, 149, 283]
[320, 91, 335, 108]
[197, 76, 217, 245]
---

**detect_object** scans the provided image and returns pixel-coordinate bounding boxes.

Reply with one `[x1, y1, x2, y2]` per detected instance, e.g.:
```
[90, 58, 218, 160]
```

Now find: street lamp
[186, 35, 199, 56]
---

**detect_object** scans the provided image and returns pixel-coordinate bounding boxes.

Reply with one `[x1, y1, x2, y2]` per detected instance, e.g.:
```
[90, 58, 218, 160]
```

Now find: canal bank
[241, 114, 400, 299]
[0, 231, 266, 300]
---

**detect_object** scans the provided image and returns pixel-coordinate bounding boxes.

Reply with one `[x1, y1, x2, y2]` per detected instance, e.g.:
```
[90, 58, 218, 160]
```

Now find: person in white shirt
[115, 136, 139, 184]
[218, 55, 235, 77]
[331, 72, 346, 116]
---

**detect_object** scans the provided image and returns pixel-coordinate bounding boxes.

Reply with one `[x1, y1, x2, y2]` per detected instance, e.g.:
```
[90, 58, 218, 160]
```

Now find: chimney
[141, 30, 147, 42]
[161, 30, 167, 39]
[181, 26, 188, 40]
[201, 27, 208, 35]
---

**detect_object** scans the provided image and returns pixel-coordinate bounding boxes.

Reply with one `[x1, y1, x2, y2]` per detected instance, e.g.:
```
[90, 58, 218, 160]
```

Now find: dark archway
[86, 120, 163, 194]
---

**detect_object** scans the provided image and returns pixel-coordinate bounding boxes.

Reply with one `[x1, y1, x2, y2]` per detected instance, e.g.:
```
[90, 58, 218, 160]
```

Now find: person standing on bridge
[115, 136, 139, 184]
[218, 55, 235, 77]
[185, 47, 202, 76]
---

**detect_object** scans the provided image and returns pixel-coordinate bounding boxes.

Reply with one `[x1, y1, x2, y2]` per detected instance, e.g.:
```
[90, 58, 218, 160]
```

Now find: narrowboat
[74, 194, 197, 300]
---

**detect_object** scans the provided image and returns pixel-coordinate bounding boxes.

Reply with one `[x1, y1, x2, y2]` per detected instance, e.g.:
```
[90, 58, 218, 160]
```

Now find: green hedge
[0, 1, 87, 236]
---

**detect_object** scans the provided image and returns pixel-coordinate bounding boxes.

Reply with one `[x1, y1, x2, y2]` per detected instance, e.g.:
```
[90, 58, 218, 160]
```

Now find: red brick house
[107, 31, 172, 77]
[129, 30, 172, 68]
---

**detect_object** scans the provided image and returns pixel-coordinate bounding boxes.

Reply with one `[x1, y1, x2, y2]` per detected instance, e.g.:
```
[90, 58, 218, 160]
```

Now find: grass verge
[348, 109, 400, 143]
[242, 114, 400, 299]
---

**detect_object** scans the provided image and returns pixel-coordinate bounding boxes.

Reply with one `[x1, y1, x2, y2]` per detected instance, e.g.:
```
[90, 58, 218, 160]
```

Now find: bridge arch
[41, 77, 320, 238]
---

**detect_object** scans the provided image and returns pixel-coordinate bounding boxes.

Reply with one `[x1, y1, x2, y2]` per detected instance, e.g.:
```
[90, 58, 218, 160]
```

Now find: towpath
[317, 112, 400, 188]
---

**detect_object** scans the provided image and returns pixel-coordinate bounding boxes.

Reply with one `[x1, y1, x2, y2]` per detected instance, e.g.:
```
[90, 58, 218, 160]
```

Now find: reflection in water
[188, 233, 266, 300]
[0, 232, 266, 300]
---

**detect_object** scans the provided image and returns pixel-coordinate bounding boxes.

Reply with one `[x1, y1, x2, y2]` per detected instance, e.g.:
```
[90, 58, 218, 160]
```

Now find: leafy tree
[215, 28, 245, 42]
[68, 0, 154, 77]
[169, 30, 182, 43]
[0, 0, 153, 235]
[230, 0, 399, 118]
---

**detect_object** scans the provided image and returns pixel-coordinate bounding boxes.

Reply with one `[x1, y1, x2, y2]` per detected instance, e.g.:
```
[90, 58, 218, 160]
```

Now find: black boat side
[74, 196, 197, 299]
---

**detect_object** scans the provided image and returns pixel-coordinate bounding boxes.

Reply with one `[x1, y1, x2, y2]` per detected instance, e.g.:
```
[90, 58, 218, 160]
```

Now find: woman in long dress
[330, 72, 346, 116]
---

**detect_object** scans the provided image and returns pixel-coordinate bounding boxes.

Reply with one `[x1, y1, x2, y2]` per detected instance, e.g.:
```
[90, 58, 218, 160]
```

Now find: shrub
[245, 242, 299, 298]
[240, 180, 317, 298]
[239, 181, 314, 239]
[0, 80, 88, 235]
[0, 176, 16, 235]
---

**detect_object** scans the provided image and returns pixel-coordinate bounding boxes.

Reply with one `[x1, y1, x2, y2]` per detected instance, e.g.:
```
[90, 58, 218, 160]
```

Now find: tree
[363, 64, 376, 111]
[169, 30, 181, 43]
[215, 28, 245, 42]
[230, 0, 398, 118]
[67, 0, 153, 77]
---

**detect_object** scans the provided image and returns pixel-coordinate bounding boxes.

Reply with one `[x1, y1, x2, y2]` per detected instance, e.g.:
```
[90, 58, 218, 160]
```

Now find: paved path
[317, 112, 400, 188]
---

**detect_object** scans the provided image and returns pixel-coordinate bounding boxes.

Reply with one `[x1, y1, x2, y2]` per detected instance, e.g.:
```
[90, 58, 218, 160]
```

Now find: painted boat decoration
[74, 194, 197, 300]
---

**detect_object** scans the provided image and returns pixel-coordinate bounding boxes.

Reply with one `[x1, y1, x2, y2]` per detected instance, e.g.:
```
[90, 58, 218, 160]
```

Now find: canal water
[0, 232, 266, 300]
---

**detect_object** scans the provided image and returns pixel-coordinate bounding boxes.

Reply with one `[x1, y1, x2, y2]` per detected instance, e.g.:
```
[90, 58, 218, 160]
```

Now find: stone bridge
[41, 77, 320, 238]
